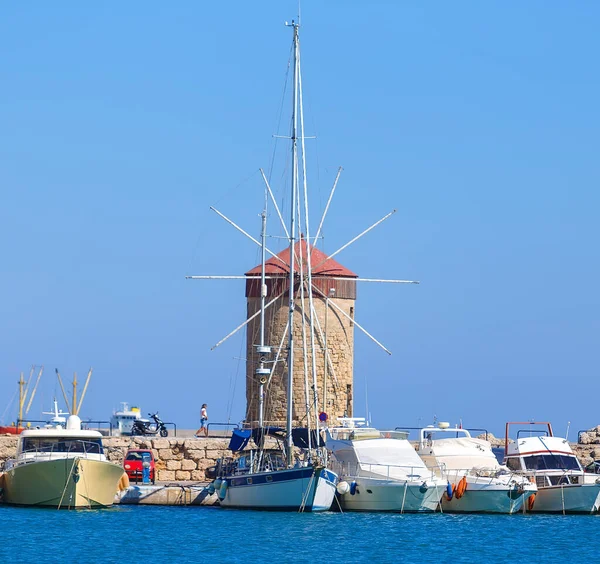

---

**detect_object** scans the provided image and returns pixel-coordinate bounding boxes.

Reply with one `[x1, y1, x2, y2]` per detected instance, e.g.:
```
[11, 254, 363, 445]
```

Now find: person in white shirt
[195, 404, 208, 437]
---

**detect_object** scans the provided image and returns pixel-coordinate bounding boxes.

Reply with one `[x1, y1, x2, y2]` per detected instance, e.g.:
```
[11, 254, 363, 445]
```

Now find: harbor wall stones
[103, 437, 232, 482]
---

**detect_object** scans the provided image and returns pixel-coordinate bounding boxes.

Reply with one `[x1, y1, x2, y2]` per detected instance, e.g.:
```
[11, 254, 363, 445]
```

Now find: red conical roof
[245, 238, 357, 278]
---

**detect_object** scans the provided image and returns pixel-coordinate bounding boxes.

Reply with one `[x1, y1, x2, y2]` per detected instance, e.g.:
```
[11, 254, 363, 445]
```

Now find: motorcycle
[131, 412, 168, 437]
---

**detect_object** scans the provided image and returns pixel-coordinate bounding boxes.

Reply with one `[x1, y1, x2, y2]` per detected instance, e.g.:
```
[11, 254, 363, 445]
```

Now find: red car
[123, 449, 156, 484]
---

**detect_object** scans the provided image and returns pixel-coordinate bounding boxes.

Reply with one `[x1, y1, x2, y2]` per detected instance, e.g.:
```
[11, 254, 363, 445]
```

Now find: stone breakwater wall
[104, 437, 232, 482]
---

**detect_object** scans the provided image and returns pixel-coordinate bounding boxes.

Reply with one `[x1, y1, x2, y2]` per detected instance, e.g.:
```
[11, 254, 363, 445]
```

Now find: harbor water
[1, 505, 596, 563]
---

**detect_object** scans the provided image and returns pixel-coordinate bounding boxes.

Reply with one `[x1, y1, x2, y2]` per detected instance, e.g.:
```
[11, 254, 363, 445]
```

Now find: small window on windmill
[350, 307, 354, 327]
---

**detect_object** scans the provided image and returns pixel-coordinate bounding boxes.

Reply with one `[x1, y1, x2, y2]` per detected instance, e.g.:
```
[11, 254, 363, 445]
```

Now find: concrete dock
[116, 481, 219, 506]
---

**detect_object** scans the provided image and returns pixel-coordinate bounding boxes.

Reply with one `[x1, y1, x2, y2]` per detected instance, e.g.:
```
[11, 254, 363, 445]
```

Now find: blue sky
[1, 1, 598, 438]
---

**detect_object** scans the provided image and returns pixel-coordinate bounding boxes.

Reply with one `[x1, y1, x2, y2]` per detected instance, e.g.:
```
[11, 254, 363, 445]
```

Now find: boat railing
[395, 426, 489, 442]
[522, 469, 589, 488]
[328, 429, 409, 441]
[330, 459, 440, 482]
[436, 465, 529, 485]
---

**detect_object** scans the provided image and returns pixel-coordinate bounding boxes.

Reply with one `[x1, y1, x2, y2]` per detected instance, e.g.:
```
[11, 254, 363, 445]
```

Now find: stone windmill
[187, 169, 418, 429]
[244, 236, 357, 427]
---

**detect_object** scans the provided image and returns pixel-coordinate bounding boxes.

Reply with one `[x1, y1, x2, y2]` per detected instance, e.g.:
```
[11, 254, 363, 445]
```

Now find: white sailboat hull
[337, 477, 443, 512]
[219, 467, 337, 511]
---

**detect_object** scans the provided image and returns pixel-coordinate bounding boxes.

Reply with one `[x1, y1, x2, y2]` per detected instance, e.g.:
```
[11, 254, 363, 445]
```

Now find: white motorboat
[326, 418, 445, 512]
[416, 422, 536, 513]
[504, 421, 600, 513]
[110, 402, 142, 436]
[1, 414, 127, 508]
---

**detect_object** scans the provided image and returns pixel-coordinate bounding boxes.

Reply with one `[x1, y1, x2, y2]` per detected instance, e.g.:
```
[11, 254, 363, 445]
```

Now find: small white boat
[416, 422, 536, 513]
[110, 402, 142, 436]
[326, 418, 445, 512]
[1, 414, 127, 508]
[504, 421, 600, 513]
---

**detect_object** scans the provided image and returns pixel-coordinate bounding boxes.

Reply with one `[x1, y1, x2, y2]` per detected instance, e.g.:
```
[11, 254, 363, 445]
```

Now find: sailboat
[210, 21, 338, 511]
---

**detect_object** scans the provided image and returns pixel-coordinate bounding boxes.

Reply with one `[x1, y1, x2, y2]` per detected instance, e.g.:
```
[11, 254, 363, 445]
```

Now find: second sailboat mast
[286, 22, 300, 466]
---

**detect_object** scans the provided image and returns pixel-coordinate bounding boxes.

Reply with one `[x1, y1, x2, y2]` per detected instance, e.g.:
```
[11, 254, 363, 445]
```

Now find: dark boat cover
[228, 429, 252, 451]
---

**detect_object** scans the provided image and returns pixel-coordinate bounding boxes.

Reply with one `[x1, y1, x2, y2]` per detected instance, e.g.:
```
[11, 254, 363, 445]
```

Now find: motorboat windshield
[20, 436, 104, 455]
[522, 453, 581, 472]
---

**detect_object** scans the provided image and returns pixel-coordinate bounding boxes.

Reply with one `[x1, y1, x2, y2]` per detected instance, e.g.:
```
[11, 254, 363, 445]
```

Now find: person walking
[195, 404, 208, 437]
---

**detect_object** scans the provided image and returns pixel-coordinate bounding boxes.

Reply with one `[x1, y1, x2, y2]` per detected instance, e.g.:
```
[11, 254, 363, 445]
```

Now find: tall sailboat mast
[286, 21, 300, 466]
[256, 198, 271, 431]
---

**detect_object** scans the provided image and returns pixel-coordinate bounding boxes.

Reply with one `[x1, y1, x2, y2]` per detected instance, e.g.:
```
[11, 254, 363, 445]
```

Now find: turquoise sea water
[1, 505, 595, 563]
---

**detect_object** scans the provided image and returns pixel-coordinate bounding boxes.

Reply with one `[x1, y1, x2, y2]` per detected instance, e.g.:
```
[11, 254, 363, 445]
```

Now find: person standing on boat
[196, 404, 208, 437]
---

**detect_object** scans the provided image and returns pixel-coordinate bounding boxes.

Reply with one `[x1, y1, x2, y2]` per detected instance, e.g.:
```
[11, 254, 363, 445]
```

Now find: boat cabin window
[522, 454, 581, 472]
[21, 437, 104, 455]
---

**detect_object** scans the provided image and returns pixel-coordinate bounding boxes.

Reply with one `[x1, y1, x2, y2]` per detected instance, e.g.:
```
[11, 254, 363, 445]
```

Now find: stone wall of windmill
[244, 241, 358, 427]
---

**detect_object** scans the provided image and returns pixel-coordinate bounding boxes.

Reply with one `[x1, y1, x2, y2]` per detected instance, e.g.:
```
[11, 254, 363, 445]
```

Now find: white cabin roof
[19, 428, 103, 439]
[506, 435, 574, 457]
[422, 437, 499, 470]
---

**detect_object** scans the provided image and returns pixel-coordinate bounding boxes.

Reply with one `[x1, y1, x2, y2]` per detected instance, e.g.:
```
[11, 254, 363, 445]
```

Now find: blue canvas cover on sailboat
[228, 429, 251, 452]
[292, 428, 325, 449]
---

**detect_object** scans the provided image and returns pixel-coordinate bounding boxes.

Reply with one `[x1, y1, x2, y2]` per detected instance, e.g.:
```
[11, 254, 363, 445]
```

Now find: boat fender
[350, 481, 357, 496]
[207, 482, 216, 495]
[118, 473, 130, 491]
[218, 480, 228, 501]
[528, 494, 535, 511]
[336, 481, 350, 495]
[214, 478, 222, 490]
[446, 482, 453, 501]
[455, 476, 467, 499]
[419, 482, 428, 494]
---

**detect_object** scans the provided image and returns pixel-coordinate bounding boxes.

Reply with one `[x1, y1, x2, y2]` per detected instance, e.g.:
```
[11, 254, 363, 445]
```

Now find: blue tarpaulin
[228, 429, 252, 451]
